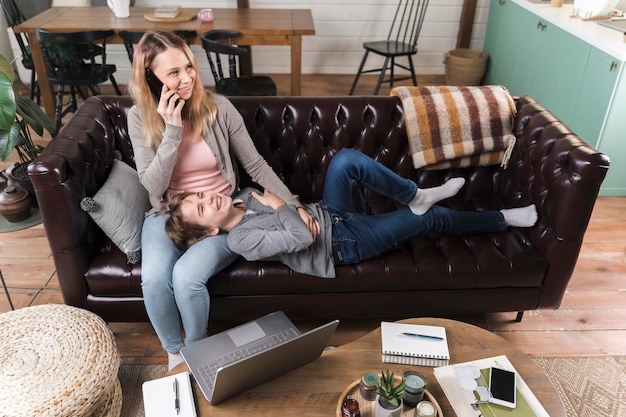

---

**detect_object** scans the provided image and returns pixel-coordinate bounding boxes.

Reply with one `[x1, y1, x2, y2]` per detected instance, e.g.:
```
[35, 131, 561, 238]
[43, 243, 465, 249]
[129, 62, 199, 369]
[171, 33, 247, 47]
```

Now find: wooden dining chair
[119, 30, 197, 64]
[0, 0, 45, 102]
[35, 29, 122, 130]
[200, 30, 276, 96]
[349, 0, 430, 95]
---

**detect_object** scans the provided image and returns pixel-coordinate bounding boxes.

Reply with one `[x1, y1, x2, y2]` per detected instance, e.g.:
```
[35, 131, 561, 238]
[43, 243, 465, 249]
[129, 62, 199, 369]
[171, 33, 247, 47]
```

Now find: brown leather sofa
[28, 95, 609, 323]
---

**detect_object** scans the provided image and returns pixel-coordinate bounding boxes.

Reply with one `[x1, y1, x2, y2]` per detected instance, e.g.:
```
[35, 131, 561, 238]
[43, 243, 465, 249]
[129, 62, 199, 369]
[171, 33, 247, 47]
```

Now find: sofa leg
[515, 311, 524, 322]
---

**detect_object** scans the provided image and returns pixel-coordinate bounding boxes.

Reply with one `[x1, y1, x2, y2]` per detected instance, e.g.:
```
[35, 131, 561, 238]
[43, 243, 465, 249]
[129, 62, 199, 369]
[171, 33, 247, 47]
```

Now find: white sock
[500, 205, 538, 227]
[409, 177, 465, 215]
[167, 351, 184, 371]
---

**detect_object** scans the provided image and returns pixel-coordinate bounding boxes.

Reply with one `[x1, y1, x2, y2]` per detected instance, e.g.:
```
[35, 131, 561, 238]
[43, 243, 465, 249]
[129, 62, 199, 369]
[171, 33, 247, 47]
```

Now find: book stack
[153, 5, 181, 19]
[380, 322, 450, 366]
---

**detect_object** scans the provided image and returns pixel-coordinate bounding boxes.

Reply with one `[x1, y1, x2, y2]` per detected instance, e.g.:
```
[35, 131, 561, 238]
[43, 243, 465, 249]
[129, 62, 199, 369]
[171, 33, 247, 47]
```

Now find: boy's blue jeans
[320, 149, 506, 265]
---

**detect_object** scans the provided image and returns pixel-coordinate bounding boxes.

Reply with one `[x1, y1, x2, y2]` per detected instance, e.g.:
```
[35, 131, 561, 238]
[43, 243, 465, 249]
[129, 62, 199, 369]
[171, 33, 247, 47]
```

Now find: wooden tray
[144, 9, 197, 23]
[335, 375, 444, 417]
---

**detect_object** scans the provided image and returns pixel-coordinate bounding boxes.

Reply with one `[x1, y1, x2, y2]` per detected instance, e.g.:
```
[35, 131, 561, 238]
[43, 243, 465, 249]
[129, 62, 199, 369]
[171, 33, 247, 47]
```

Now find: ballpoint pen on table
[173, 378, 180, 415]
[400, 332, 444, 341]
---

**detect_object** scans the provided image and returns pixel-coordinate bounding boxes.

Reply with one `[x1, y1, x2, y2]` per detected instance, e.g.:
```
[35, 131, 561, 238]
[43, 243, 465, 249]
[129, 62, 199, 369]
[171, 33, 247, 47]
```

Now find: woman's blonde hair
[128, 31, 217, 147]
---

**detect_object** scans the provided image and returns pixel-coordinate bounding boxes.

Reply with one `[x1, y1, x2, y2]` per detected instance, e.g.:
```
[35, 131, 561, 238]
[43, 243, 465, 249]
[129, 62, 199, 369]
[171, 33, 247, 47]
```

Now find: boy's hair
[163, 191, 209, 251]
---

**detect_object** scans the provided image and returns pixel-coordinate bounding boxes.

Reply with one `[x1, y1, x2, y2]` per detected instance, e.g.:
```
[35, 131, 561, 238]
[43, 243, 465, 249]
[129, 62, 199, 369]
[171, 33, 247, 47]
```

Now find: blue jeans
[321, 149, 506, 265]
[141, 213, 239, 353]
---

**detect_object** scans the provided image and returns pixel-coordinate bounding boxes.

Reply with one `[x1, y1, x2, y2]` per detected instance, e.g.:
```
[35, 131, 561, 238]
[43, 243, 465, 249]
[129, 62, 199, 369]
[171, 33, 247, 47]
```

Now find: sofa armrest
[28, 96, 135, 307]
[505, 96, 610, 308]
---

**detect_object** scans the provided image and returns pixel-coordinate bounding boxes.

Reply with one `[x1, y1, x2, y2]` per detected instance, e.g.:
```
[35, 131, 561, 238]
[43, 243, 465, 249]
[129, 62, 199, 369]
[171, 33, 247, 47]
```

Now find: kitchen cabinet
[570, 48, 620, 149]
[484, 0, 589, 122]
[483, 0, 625, 196]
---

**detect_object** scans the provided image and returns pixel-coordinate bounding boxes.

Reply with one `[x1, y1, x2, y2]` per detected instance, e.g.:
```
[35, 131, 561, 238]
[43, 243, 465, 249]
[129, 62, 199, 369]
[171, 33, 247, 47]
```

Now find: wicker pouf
[0, 304, 122, 417]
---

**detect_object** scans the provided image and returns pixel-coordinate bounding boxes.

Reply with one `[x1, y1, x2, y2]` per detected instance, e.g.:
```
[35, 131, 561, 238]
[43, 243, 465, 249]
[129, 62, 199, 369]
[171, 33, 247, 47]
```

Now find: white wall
[1, 11, 13, 64]
[140, 0, 490, 80]
[7, 0, 491, 85]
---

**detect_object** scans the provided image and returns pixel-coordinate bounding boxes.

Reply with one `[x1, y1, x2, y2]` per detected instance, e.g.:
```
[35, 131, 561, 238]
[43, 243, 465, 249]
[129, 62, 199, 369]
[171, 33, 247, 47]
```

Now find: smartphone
[488, 366, 517, 408]
[145, 68, 179, 106]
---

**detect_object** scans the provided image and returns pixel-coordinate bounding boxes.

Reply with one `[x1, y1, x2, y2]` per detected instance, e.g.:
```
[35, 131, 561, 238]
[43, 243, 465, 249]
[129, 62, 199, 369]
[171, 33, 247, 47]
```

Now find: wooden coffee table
[170, 317, 566, 416]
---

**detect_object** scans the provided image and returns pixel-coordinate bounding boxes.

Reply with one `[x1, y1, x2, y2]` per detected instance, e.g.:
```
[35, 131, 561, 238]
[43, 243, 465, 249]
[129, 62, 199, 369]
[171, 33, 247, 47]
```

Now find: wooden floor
[1, 74, 625, 365]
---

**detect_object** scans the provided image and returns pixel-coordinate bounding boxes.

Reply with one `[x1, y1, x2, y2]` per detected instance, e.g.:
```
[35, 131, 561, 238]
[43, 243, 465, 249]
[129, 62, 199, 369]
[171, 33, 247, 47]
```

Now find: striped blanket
[390, 85, 516, 170]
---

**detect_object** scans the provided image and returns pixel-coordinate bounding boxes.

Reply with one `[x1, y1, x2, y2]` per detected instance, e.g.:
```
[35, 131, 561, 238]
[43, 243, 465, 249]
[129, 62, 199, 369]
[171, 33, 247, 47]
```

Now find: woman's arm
[128, 106, 182, 204]
[219, 99, 300, 206]
[218, 98, 321, 238]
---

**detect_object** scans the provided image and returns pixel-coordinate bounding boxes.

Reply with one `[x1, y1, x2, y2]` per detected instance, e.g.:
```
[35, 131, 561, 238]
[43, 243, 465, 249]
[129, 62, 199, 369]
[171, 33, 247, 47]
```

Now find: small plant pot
[373, 395, 403, 417]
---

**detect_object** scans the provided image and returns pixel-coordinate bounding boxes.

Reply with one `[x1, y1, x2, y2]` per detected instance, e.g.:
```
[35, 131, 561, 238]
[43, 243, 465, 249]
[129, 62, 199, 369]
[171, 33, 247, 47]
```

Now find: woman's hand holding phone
[156, 84, 184, 126]
[146, 68, 184, 126]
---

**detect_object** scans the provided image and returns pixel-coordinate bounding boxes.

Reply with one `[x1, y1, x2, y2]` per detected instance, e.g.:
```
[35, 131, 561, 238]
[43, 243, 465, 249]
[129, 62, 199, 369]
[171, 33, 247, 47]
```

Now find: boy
[165, 149, 537, 278]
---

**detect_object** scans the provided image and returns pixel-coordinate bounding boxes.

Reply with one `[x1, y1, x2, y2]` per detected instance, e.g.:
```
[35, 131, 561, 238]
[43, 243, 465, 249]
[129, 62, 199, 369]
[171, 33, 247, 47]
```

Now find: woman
[127, 31, 318, 370]
[164, 149, 538, 278]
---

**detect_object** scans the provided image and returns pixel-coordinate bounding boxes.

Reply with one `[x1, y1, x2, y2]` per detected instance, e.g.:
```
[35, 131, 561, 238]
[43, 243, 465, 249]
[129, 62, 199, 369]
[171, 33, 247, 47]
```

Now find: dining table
[14, 6, 316, 118]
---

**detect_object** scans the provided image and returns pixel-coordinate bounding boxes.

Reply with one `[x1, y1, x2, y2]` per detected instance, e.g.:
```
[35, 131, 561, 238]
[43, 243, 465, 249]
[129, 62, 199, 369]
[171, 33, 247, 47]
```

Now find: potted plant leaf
[374, 369, 405, 417]
[0, 53, 57, 203]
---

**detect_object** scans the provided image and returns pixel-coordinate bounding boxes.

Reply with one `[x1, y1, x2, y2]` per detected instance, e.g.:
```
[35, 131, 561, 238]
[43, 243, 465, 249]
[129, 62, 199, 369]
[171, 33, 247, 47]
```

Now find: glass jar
[341, 396, 361, 417]
[402, 370, 427, 408]
[359, 372, 379, 401]
[415, 400, 437, 417]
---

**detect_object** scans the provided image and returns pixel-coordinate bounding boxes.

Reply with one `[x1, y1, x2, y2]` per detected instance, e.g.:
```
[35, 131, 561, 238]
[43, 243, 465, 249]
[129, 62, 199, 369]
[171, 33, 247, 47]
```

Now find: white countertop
[513, 0, 626, 60]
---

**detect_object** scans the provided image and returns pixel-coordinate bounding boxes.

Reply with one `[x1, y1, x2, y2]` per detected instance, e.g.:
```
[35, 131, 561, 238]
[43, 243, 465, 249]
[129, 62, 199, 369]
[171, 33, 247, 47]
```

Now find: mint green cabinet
[527, 21, 589, 122]
[484, 0, 589, 122]
[483, 0, 523, 90]
[484, 0, 624, 195]
[589, 61, 625, 196]
[570, 49, 620, 148]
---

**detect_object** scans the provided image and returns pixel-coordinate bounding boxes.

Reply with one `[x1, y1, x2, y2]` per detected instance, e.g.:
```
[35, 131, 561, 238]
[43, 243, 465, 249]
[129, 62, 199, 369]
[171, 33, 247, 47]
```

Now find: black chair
[119, 30, 197, 63]
[35, 29, 122, 130]
[349, 0, 430, 95]
[200, 30, 276, 96]
[0, 0, 44, 102]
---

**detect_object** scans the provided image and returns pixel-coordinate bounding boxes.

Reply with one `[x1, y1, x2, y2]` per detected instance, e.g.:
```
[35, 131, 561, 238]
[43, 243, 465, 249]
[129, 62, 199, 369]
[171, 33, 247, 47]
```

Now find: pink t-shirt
[166, 132, 231, 201]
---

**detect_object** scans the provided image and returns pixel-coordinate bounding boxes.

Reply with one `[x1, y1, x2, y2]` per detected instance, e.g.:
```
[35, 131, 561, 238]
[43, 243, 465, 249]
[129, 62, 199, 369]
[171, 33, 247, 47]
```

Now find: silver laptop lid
[210, 319, 339, 404]
[182, 311, 299, 367]
[180, 311, 338, 404]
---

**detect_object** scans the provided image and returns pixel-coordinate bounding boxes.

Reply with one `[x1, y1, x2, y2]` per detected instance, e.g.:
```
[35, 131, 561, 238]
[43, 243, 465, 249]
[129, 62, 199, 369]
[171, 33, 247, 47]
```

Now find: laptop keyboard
[198, 327, 299, 390]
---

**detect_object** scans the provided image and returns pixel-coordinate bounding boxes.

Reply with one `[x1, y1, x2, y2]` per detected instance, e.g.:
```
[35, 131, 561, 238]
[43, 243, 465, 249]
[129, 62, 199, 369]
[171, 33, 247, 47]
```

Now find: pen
[173, 378, 180, 415]
[401, 332, 444, 341]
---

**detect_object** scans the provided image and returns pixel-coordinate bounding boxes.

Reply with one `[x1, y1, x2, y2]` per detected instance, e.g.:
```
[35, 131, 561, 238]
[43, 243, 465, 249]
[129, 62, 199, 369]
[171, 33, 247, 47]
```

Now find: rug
[119, 358, 626, 417]
[533, 356, 626, 417]
[0, 207, 42, 233]
[118, 364, 166, 417]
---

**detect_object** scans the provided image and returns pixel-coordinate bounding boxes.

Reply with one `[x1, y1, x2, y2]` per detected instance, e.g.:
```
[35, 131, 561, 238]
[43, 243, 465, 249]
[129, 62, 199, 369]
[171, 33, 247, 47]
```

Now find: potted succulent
[0, 53, 57, 202]
[374, 370, 405, 417]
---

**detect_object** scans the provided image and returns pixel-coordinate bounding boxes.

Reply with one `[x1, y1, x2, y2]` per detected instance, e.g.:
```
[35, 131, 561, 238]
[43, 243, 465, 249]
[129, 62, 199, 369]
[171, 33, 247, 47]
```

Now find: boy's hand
[297, 207, 320, 242]
[252, 191, 320, 242]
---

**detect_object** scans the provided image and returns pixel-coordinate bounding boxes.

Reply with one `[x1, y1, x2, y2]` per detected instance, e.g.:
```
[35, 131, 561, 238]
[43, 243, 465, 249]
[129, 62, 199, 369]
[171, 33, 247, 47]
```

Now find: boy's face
[180, 191, 233, 234]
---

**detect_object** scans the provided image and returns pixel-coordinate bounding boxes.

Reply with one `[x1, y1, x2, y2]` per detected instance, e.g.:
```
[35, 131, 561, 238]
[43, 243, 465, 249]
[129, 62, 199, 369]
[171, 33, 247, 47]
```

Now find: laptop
[180, 311, 339, 405]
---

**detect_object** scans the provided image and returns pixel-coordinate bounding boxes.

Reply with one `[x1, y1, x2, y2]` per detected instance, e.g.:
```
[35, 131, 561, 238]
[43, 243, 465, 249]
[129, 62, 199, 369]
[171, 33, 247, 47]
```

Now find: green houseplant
[374, 369, 405, 417]
[0, 53, 56, 194]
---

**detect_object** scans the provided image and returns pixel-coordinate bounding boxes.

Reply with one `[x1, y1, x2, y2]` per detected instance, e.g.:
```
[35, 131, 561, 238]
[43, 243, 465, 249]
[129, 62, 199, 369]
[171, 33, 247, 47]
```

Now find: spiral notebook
[381, 322, 450, 366]
[142, 371, 197, 417]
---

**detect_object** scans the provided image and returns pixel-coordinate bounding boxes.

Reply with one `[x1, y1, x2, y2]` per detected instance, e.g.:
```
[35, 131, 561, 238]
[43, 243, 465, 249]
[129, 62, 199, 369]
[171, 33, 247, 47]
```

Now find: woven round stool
[0, 304, 122, 417]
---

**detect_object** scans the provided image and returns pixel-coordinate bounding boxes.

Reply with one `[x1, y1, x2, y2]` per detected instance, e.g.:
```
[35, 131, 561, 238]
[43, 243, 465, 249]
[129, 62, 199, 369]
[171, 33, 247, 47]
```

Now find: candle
[402, 371, 427, 407]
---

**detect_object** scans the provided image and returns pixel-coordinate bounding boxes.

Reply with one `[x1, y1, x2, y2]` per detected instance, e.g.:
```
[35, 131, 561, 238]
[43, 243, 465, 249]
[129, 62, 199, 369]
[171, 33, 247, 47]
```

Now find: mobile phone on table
[488, 366, 517, 408]
[145, 68, 179, 106]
